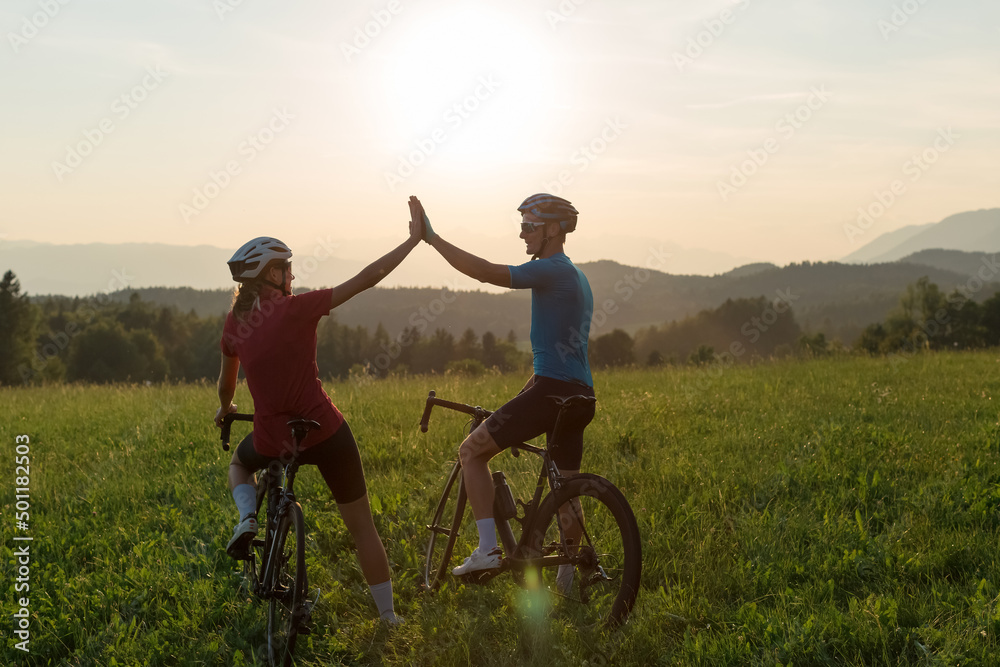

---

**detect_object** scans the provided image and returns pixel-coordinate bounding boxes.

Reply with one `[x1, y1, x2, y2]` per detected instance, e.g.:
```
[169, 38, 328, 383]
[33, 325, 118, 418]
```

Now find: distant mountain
[0, 236, 759, 298]
[0, 241, 369, 297]
[56, 258, 999, 348]
[841, 224, 934, 264]
[898, 249, 1000, 279]
[842, 209, 1000, 264]
[721, 262, 780, 279]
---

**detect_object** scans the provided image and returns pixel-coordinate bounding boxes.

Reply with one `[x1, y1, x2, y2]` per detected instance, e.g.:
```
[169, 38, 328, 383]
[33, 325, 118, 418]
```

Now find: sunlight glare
[371, 6, 556, 167]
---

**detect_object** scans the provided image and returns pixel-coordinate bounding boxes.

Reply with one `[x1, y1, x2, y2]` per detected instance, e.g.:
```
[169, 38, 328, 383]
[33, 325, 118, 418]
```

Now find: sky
[2, 0, 998, 284]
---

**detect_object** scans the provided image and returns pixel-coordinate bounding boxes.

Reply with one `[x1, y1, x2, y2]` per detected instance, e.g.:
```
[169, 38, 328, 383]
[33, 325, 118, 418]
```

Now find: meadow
[5, 351, 1000, 666]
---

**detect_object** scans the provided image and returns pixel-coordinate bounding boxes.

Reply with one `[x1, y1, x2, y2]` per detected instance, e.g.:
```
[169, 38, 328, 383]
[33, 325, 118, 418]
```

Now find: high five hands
[409, 196, 436, 243]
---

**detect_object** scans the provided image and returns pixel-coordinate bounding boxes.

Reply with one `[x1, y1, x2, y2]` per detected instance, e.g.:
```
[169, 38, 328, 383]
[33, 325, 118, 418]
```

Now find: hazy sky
[2, 0, 998, 276]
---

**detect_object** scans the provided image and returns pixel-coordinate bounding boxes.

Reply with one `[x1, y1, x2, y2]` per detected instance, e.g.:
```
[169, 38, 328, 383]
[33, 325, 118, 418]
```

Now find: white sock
[476, 518, 497, 551]
[232, 484, 256, 521]
[369, 580, 396, 619]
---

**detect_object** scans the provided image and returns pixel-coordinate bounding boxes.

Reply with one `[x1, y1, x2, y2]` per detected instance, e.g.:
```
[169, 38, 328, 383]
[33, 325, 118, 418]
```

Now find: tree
[855, 323, 886, 354]
[590, 329, 634, 367]
[634, 296, 802, 363]
[455, 328, 481, 362]
[689, 345, 715, 366]
[66, 322, 167, 383]
[980, 292, 1000, 347]
[799, 332, 829, 357]
[417, 328, 455, 374]
[0, 271, 40, 385]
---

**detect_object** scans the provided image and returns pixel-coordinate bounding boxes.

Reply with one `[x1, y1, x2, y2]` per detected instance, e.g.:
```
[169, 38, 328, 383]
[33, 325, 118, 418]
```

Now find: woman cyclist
[408, 193, 595, 589]
[214, 215, 421, 624]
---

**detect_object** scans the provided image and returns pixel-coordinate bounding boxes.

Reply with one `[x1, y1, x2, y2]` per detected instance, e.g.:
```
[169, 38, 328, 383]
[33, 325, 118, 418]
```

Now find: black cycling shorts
[482, 375, 596, 471]
[236, 421, 367, 504]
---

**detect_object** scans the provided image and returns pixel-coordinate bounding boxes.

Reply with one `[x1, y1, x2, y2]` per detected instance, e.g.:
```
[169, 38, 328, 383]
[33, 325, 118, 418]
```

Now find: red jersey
[220, 288, 344, 457]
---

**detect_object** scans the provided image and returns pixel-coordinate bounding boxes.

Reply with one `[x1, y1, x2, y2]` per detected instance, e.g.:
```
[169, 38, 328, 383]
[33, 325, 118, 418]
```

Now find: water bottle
[492, 471, 516, 520]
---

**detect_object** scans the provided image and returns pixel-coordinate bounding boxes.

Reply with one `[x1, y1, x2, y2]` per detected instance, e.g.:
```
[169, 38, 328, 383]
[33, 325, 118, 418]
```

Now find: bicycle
[221, 413, 318, 667]
[419, 390, 642, 629]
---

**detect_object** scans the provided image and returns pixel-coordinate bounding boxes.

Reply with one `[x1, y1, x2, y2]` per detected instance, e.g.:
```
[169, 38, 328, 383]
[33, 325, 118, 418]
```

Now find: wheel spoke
[529, 474, 641, 629]
[425, 462, 473, 590]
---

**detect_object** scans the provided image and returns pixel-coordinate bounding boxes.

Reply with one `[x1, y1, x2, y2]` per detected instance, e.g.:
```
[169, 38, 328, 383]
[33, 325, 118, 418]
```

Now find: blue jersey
[508, 253, 594, 387]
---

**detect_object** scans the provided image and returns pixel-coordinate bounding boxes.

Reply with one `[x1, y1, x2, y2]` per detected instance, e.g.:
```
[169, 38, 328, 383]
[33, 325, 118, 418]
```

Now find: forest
[3, 268, 1000, 386]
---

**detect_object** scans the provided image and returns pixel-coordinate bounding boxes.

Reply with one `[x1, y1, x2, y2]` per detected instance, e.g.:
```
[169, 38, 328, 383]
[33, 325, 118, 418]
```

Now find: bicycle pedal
[459, 568, 502, 585]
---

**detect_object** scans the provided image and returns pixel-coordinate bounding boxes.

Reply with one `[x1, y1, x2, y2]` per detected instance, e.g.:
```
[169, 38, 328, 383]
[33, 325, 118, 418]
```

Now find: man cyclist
[408, 193, 595, 586]
[215, 214, 421, 624]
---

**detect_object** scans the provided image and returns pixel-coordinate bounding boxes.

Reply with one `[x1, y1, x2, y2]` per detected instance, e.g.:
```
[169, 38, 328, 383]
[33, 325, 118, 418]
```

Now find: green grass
[5, 352, 1000, 665]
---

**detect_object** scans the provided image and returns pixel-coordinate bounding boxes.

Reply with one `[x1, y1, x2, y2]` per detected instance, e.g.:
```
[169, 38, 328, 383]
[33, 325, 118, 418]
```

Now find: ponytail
[232, 281, 263, 322]
[231, 259, 284, 321]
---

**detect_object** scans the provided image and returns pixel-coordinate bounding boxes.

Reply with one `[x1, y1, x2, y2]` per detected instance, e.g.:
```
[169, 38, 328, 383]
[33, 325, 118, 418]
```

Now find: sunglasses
[520, 221, 546, 233]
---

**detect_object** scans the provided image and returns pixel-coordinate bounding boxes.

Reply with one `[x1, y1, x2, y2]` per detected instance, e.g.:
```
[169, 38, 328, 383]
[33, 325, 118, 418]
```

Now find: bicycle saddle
[286, 418, 321, 431]
[548, 395, 597, 409]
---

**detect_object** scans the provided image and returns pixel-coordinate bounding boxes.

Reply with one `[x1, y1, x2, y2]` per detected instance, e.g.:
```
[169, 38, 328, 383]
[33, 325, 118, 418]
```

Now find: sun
[367, 6, 556, 167]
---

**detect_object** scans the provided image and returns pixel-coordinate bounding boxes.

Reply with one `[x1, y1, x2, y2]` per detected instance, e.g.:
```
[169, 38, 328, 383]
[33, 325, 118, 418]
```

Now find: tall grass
[4, 352, 1000, 665]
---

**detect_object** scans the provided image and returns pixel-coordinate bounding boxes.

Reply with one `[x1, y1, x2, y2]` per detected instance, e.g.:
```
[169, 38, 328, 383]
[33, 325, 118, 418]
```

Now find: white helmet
[227, 237, 292, 282]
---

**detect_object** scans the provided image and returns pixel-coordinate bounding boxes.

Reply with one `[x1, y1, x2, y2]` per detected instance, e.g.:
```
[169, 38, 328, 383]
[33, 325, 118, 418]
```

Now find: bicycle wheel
[525, 473, 641, 629]
[267, 502, 307, 667]
[424, 461, 473, 590]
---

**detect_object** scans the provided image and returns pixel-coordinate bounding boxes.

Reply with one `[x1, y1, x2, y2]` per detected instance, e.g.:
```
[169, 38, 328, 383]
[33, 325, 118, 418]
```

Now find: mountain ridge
[31, 254, 999, 347]
[842, 208, 1000, 264]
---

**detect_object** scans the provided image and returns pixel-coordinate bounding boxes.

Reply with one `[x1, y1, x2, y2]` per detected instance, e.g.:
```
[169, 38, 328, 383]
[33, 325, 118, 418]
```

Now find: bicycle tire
[267, 502, 307, 667]
[525, 473, 641, 629]
[424, 461, 470, 590]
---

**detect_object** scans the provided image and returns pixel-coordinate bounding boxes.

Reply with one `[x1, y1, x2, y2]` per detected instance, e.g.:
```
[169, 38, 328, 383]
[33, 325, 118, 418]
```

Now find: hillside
[897, 249, 1000, 278]
[42, 258, 997, 346]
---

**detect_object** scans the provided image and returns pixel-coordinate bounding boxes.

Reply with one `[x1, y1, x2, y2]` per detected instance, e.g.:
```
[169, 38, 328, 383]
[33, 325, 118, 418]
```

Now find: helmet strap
[531, 222, 566, 260]
[262, 267, 290, 296]
[532, 233, 549, 261]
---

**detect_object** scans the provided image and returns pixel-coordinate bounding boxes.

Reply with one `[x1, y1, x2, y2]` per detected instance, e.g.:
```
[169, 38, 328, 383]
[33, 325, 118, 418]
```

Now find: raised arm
[327, 211, 422, 310]
[410, 196, 511, 288]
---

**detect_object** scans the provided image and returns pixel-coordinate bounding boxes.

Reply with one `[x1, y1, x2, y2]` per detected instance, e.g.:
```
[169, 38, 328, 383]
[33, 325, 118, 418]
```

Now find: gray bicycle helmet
[227, 237, 292, 282]
[517, 193, 579, 233]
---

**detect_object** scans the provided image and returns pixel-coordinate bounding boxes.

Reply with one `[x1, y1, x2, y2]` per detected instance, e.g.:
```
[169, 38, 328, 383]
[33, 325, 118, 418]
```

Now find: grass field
[5, 351, 1000, 665]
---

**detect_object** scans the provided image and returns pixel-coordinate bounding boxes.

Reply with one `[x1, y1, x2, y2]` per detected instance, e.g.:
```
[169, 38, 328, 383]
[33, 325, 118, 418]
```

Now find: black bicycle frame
[421, 390, 591, 572]
[220, 413, 306, 597]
